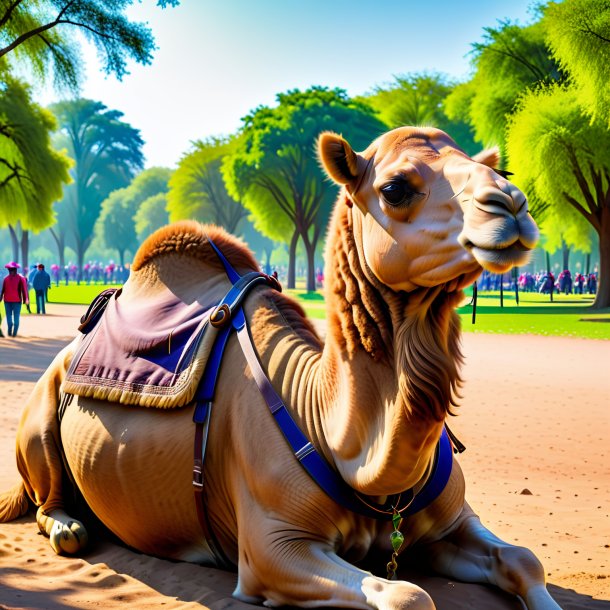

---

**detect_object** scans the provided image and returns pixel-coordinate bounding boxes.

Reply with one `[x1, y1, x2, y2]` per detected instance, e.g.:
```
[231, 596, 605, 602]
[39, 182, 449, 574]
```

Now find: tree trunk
[20, 230, 29, 275]
[586, 253, 591, 276]
[561, 240, 570, 271]
[76, 241, 85, 285]
[545, 250, 551, 273]
[287, 231, 298, 290]
[118, 249, 125, 268]
[592, 211, 610, 309]
[7, 224, 18, 262]
[49, 228, 66, 269]
[302, 231, 317, 292]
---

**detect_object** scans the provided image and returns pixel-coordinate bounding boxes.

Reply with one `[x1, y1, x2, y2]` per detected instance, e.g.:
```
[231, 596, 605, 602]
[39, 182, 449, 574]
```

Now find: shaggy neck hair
[325, 195, 464, 422]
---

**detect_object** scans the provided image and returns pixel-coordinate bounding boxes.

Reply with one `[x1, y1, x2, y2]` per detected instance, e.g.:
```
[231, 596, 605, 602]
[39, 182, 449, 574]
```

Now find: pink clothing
[1, 274, 29, 304]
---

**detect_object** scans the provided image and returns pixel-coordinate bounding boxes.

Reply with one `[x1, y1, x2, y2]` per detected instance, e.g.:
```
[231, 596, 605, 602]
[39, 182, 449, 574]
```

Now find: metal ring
[210, 303, 231, 328]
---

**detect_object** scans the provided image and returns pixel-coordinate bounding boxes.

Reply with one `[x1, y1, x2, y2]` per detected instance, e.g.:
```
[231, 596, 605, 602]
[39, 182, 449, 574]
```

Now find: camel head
[319, 126, 539, 292]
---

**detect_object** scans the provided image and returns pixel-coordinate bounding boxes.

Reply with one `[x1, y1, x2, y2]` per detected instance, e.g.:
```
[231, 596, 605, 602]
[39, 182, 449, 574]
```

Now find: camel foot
[36, 507, 88, 555]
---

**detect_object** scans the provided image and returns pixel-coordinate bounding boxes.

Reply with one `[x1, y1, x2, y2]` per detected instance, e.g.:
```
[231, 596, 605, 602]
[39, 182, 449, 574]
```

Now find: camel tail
[0, 482, 30, 522]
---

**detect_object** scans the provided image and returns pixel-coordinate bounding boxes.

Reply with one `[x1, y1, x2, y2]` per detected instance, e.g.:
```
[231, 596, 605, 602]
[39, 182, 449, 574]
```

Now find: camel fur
[0, 126, 559, 610]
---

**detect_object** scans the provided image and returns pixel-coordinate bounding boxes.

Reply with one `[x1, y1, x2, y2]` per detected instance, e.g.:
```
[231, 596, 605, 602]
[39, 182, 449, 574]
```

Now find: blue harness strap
[196, 237, 454, 542]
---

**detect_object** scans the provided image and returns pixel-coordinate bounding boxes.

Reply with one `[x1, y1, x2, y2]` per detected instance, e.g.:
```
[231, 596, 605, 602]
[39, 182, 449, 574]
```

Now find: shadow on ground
[0, 338, 70, 382]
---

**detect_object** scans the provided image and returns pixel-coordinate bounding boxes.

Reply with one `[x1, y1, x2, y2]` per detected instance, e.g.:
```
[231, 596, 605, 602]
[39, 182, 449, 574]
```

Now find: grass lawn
[42, 284, 610, 340]
[457, 291, 610, 340]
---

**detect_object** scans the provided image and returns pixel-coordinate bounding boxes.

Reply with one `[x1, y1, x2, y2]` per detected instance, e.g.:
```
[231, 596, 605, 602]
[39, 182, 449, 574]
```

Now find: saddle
[62, 267, 279, 409]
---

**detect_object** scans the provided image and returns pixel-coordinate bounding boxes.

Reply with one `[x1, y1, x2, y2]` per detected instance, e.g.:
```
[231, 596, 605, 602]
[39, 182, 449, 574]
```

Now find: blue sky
[35, 0, 537, 168]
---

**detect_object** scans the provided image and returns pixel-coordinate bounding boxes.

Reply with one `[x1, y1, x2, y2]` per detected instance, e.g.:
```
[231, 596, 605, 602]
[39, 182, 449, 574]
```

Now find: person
[32, 263, 51, 314]
[0, 262, 30, 337]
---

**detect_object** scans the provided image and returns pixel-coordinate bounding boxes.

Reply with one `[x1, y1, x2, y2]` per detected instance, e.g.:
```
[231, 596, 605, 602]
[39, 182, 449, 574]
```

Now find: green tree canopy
[134, 192, 169, 242]
[223, 86, 385, 290]
[0, 68, 71, 230]
[97, 166, 172, 260]
[51, 98, 144, 277]
[0, 0, 179, 91]
[544, 0, 610, 125]
[168, 137, 247, 234]
[363, 72, 478, 155]
[446, 18, 561, 151]
[96, 187, 136, 267]
[507, 85, 610, 308]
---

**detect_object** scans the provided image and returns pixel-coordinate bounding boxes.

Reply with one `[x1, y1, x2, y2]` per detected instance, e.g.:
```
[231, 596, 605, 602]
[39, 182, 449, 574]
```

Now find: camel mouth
[465, 240, 532, 273]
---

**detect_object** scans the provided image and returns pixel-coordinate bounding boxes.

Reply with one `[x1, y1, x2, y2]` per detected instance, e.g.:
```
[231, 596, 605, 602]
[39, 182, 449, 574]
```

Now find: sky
[33, 0, 537, 169]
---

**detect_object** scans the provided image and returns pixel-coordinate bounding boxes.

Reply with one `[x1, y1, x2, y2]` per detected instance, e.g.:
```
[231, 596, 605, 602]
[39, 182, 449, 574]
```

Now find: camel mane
[132, 221, 260, 274]
[325, 194, 463, 421]
[325, 195, 394, 362]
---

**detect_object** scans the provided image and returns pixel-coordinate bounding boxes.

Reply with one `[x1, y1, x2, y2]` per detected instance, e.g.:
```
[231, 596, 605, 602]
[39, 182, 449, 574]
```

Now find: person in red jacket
[1, 262, 30, 337]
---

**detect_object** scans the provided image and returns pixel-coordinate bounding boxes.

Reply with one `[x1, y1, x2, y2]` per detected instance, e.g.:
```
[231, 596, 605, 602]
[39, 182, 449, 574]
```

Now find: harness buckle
[210, 303, 231, 328]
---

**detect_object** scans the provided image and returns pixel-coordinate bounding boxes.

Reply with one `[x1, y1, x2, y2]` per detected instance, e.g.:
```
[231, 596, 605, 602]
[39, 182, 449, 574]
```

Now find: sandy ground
[0, 303, 608, 609]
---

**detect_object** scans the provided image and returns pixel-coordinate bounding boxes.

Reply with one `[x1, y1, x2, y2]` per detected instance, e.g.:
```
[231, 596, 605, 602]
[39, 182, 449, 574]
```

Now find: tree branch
[562, 143, 599, 214]
[562, 191, 600, 232]
[0, 0, 25, 30]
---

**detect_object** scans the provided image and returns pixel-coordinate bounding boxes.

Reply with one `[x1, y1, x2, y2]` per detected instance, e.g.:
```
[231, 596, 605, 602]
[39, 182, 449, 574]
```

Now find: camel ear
[318, 132, 359, 185]
[472, 146, 500, 169]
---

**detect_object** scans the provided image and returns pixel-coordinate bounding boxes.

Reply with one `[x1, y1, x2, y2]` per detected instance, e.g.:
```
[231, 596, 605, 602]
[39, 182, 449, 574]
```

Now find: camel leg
[15, 342, 89, 556]
[36, 506, 88, 555]
[419, 503, 561, 610]
[233, 515, 435, 610]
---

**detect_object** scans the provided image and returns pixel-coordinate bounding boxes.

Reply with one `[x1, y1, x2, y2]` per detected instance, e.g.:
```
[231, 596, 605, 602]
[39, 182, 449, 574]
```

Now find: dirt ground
[0, 303, 608, 609]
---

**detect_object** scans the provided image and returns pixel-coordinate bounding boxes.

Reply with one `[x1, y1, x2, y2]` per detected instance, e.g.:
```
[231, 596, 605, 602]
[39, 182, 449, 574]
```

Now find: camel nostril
[473, 185, 523, 216]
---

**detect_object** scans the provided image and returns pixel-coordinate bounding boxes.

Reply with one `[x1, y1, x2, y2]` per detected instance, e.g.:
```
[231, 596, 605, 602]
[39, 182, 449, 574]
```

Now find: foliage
[97, 166, 172, 258]
[544, 0, 610, 125]
[446, 18, 561, 151]
[507, 84, 610, 306]
[134, 192, 169, 242]
[0, 0, 179, 91]
[363, 72, 478, 156]
[223, 86, 385, 290]
[96, 187, 137, 266]
[168, 137, 247, 234]
[50, 98, 144, 273]
[0, 67, 71, 230]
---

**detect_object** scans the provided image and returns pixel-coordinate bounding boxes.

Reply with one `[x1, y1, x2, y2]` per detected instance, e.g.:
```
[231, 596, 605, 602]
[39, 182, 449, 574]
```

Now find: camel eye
[380, 180, 421, 207]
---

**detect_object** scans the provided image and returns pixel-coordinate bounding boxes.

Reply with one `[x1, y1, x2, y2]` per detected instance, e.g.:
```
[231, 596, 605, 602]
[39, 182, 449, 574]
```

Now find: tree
[51, 98, 144, 277]
[96, 187, 136, 267]
[445, 18, 561, 152]
[168, 137, 247, 234]
[544, 0, 610, 126]
[223, 87, 385, 291]
[0, 0, 179, 91]
[363, 72, 478, 156]
[97, 166, 172, 262]
[504, 0, 610, 308]
[134, 192, 169, 242]
[0, 67, 71, 270]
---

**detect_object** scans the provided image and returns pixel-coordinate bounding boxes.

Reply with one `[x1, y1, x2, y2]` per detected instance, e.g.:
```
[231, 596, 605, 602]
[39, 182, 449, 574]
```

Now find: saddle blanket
[62, 286, 221, 409]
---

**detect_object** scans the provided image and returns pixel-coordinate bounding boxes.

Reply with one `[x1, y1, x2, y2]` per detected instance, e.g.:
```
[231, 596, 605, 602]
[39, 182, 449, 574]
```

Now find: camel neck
[308, 199, 463, 496]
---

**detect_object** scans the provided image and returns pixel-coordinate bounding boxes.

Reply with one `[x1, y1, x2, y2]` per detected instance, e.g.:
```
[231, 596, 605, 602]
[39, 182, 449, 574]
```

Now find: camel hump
[132, 221, 260, 275]
[0, 482, 30, 523]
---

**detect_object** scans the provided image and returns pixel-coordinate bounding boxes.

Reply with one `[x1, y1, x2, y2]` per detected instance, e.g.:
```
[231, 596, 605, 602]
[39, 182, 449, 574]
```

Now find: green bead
[392, 513, 402, 531]
[390, 530, 404, 552]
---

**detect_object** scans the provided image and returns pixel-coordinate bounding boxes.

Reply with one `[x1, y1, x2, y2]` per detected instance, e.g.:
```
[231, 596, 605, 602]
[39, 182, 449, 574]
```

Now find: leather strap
[233, 305, 453, 520]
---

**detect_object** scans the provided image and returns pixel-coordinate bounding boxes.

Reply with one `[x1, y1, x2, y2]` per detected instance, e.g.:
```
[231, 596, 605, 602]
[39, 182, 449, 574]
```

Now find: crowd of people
[0, 260, 601, 338]
[478, 269, 598, 295]
[0, 260, 128, 338]
[48, 262, 130, 286]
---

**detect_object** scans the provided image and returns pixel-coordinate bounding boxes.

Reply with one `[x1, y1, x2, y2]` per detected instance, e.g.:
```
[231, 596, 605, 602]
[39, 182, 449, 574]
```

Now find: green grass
[457, 291, 610, 340]
[40, 284, 610, 339]
[35, 283, 122, 306]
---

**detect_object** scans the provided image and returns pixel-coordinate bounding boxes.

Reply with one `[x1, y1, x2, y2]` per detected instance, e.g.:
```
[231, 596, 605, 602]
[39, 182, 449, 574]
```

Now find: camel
[0, 126, 559, 610]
